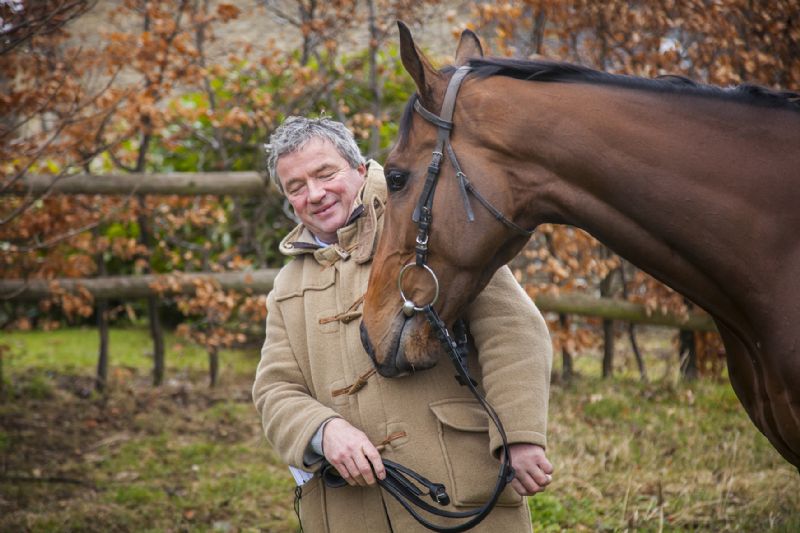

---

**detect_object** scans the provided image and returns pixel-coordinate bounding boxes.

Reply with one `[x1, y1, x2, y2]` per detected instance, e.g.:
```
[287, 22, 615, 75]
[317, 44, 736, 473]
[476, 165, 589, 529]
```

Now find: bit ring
[397, 263, 440, 317]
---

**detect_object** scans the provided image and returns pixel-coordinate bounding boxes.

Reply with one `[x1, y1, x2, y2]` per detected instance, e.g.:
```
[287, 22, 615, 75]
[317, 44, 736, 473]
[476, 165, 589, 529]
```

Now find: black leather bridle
[398, 66, 533, 321]
[320, 66, 534, 532]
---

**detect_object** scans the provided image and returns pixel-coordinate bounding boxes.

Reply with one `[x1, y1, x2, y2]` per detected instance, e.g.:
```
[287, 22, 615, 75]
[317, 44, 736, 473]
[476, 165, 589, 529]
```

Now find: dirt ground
[0, 370, 287, 532]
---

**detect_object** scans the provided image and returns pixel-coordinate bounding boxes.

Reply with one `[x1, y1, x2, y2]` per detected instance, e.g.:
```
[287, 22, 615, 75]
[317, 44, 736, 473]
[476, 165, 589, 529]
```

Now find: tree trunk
[679, 329, 698, 381]
[602, 318, 615, 378]
[619, 262, 647, 381]
[95, 228, 109, 393]
[366, 0, 382, 159]
[627, 324, 648, 382]
[147, 295, 165, 386]
[0, 345, 5, 397]
[208, 346, 219, 388]
[679, 298, 699, 380]
[559, 313, 573, 381]
[96, 303, 109, 392]
[135, 193, 166, 387]
[600, 263, 615, 378]
[529, 9, 546, 55]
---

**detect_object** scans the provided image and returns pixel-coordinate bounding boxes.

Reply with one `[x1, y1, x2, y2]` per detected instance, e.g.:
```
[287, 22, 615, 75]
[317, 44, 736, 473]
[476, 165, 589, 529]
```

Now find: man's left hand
[503, 443, 553, 496]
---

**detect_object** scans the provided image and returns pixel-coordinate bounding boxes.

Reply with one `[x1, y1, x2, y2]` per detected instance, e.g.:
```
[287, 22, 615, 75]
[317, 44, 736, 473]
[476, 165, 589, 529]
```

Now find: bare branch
[0, 1, 98, 55]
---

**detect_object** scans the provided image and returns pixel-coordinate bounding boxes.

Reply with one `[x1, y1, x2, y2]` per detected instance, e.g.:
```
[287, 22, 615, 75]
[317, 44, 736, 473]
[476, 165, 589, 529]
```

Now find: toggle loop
[397, 263, 440, 317]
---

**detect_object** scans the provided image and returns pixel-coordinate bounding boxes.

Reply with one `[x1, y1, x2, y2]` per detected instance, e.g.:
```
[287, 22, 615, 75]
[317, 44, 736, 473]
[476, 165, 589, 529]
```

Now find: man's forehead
[278, 138, 343, 178]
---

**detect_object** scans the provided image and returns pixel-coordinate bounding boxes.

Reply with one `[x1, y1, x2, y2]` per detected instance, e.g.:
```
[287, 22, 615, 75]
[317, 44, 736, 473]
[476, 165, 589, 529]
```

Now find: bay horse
[360, 22, 800, 470]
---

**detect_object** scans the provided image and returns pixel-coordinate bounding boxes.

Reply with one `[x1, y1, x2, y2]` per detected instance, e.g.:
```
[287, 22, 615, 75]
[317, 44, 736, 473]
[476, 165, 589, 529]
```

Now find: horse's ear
[454, 29, 483, 67]
[398, 21, 443, 107]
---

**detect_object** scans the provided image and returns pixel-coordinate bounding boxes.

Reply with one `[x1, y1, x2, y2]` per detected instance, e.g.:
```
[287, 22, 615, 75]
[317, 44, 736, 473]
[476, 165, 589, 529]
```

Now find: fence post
[95, 227, 109, 393]
[136, 195, 165, 386]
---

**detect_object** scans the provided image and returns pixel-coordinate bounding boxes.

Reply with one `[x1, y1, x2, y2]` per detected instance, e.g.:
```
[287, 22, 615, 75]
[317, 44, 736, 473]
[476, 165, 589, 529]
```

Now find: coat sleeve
[464, 266, 553, 455]
[252, 289, 341, 470]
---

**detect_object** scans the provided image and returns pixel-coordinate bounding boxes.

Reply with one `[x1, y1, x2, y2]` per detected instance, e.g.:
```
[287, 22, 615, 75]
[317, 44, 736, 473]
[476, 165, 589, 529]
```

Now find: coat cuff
[290, 411, 341, 472]
[303, 417, 335, 467]
[490, 430, 547, 459]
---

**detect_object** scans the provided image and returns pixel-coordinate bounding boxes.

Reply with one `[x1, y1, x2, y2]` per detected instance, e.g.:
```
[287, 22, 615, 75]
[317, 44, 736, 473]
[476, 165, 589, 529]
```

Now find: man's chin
[309, 218, 346, 242]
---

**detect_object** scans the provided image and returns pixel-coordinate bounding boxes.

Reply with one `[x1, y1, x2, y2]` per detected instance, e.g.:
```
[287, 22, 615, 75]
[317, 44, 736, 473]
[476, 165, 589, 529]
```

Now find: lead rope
[388, 305, 515, 532]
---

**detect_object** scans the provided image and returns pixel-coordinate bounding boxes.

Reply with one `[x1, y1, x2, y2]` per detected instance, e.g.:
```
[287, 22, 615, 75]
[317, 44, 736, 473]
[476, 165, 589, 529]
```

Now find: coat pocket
[429, 399, 522, 508]
[298, 476, 328, 532]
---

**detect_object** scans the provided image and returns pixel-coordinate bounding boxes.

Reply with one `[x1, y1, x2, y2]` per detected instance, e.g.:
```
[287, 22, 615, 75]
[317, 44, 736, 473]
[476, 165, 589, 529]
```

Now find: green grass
[1, 326, 798, 532]
[2, 327, 256, 380]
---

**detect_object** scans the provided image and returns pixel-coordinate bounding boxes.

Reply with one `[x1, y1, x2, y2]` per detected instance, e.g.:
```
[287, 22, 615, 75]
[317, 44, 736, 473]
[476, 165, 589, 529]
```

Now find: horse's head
[360, 23, 534, 377]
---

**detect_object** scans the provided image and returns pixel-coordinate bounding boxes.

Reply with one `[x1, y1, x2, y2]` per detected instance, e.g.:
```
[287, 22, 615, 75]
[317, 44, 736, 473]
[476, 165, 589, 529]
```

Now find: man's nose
[307, 179, 325, 202]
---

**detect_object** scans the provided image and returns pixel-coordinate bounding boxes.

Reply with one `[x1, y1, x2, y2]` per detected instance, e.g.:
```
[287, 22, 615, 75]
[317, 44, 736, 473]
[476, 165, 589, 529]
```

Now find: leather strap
[412, 67, 533, 237]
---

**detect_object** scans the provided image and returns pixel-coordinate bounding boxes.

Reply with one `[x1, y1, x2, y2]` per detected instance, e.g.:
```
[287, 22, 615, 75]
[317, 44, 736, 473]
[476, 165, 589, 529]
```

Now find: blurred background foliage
[2, 4, 799, 530]
[1, 0, 798, 380]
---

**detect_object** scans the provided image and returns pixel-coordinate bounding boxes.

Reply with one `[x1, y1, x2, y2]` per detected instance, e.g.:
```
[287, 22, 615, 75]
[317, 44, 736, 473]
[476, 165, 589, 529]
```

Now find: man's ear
[397, 21, 445, 109]
[454, 28, 483, 67]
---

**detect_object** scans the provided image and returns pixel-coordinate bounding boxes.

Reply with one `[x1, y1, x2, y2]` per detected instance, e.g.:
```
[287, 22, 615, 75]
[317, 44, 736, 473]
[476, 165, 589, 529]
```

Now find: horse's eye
[386, 170, 409, 192]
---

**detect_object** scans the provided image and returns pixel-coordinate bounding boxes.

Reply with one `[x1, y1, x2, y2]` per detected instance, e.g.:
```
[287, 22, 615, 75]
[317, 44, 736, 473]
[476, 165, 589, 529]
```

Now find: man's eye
[319, 170, 338, 181]
[385, 170, 409, 192]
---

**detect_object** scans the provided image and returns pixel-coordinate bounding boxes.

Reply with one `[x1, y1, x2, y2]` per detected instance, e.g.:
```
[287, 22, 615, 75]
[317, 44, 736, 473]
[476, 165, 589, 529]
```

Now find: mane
[397, 96, 418, 149]
[469, 57, 800, 110]
[397, 57, 800, 147]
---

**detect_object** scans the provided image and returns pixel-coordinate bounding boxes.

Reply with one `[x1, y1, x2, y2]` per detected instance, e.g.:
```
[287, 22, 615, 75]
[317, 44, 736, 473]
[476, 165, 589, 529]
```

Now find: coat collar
[279, 160, 386, 266]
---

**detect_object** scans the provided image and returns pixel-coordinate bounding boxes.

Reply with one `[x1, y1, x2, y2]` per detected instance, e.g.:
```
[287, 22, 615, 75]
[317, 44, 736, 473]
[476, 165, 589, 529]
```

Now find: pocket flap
[429, 399, 488, 432]
[274, 264, 335, 301]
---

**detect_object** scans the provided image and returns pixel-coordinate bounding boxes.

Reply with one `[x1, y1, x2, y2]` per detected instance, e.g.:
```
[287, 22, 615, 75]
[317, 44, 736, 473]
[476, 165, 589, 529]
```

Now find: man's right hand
[322, 418, 385, 486]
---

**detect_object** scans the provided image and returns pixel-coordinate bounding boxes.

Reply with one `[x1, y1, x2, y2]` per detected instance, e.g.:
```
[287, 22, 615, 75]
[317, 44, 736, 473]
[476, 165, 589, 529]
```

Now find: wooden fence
[3, 173, 717, 388]
[0, 270, 716, 331]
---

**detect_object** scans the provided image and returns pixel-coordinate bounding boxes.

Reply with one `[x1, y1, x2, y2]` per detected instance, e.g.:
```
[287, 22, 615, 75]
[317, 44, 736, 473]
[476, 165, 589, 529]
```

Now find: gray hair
[266, 116, 365, 194]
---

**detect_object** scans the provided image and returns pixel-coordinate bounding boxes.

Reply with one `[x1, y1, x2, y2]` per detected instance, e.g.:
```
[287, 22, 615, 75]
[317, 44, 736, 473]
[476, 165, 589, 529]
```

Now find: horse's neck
[490, 80, 800, 329]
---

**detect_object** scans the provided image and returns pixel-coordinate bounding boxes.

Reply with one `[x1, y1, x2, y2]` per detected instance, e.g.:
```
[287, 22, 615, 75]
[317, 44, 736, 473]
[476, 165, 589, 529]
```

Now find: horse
[360, 22, 800, 471]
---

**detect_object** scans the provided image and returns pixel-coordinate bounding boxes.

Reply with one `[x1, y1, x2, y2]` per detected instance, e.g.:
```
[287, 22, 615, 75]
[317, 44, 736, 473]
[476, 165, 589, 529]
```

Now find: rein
[320, 313, 514, 533]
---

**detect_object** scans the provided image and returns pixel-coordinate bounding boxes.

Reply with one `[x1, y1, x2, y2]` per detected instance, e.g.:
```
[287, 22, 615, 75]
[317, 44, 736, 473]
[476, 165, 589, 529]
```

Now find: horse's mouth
[360, 315, 436, 378]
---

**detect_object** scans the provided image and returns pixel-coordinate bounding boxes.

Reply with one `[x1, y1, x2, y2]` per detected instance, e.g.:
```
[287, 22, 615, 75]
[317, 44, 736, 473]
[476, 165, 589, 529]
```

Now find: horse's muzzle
[360, 319, 415, 378]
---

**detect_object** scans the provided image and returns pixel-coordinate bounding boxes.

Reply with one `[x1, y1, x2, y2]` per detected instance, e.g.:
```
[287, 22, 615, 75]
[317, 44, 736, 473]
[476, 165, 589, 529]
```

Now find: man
[253, 116, 553, 532]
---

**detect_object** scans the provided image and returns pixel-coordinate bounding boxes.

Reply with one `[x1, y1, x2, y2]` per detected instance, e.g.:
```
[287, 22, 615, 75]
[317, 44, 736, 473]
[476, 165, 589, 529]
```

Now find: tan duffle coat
[253, 162, 553, 532]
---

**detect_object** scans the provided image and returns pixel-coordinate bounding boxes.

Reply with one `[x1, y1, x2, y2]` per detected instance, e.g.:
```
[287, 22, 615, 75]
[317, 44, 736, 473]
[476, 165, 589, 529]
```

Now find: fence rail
[4, 171, 719, 387]
[8, 172, 267, 196]
[0, 270, 717, 331]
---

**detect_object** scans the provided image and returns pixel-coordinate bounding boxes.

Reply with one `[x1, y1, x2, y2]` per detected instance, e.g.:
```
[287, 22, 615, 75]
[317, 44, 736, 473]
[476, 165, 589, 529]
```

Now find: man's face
[277, 137, 366, 243]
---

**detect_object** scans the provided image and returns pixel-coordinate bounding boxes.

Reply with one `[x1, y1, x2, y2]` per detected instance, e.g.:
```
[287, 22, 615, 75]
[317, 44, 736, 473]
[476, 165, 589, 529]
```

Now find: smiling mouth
[313, 202, 337, 216]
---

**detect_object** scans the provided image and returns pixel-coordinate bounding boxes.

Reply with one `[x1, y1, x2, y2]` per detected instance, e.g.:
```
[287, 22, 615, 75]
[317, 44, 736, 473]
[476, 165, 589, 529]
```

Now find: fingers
[334, 445, 383, 486]
[538, 456, 554, 476]
[352, 448, 376, 485]
[505, 443, 555, 496]
[338, 456, 367, 486]
[511, 466, 552, 495]
[363, 443, 386, 481]
[322, 420, 384, 487]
